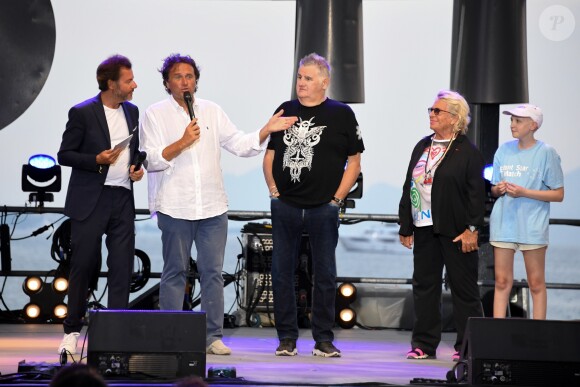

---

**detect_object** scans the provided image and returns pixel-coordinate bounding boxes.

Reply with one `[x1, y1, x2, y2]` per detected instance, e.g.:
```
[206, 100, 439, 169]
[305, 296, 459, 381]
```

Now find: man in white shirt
[140, 53, 296, 355]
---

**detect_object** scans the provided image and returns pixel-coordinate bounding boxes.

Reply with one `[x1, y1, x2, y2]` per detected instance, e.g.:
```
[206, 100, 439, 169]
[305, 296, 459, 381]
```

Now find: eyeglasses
[428, 107, 456, 116]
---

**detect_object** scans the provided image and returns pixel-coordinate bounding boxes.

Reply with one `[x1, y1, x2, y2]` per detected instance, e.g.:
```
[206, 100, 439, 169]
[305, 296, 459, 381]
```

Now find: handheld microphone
[132, 151, 147, 171]
[183, 91, 195, 120]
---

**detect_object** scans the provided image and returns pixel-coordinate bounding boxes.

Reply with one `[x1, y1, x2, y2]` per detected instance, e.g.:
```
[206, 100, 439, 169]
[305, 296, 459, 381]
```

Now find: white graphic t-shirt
[411, 138, 450, 227]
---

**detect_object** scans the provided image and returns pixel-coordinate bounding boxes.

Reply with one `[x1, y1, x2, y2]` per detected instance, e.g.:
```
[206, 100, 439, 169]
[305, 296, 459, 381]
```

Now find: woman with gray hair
[398, 89, 485, 361]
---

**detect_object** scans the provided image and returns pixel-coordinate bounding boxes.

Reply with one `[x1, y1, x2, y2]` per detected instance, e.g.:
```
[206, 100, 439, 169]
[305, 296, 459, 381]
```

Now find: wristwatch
[332, 197, 345, 207]
[468, 225, 478, 233]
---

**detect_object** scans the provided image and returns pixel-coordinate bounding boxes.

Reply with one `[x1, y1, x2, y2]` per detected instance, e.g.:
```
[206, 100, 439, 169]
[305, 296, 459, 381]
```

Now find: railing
[1, 206, 579, 293]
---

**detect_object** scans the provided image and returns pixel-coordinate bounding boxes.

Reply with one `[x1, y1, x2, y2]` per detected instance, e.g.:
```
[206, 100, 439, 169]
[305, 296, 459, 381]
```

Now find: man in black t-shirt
[263, 53, 365, 357]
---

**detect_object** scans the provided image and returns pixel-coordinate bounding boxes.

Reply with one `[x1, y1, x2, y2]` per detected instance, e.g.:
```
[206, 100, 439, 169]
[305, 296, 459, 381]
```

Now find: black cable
[9, 211, 23, 238]
[93, 281, 108, 305]
[130, 249, 151, 293]
[11, 214, 66, 241]
[0, 276, 11, 311]
[50, 218, 72, 264]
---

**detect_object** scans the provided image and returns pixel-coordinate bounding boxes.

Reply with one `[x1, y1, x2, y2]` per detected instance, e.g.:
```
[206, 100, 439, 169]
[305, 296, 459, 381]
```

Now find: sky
[0, 0, 578, 220]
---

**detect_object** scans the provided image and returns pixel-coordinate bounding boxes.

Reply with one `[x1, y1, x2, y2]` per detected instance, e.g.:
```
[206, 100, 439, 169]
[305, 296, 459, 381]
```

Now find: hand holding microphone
[181, 91, 201, 148]
[130, 151, 146, 182]
[184, 91, 195, 120]
[132, 151, 147, 171]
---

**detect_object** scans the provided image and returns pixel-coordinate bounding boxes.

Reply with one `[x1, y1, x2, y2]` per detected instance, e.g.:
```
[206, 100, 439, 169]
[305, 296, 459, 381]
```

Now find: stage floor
[0, 324, 460, 386]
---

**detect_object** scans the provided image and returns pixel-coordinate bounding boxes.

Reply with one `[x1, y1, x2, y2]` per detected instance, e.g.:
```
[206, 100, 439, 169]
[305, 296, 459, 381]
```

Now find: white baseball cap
[502, 104, 543, 128]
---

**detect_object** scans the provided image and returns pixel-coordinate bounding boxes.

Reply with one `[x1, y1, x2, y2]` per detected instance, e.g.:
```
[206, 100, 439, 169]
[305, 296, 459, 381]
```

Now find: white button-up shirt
[140, 96, 265, 220]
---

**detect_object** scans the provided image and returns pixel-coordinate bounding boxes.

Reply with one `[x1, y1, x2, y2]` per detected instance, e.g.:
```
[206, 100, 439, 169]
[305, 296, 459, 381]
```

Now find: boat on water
[339, 223, 410, 254]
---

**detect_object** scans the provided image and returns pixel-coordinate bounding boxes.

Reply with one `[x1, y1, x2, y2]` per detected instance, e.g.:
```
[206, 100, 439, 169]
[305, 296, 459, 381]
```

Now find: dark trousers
[411, 226, 483, 353]
[270, 199, 340, 343]
[63, 186, 135, 334]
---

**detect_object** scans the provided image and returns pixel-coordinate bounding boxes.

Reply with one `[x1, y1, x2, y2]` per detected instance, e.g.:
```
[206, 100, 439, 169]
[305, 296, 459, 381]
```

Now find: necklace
[423, 134, 456, 185]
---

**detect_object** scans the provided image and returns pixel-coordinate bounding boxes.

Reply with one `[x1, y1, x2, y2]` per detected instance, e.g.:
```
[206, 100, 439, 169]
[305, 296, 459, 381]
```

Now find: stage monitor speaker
[87, 310, 206, 379]
[457, 317, 580, 386]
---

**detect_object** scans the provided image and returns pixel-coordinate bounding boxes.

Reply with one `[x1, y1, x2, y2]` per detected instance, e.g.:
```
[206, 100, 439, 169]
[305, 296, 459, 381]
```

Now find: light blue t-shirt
[490, 140, 564, 244]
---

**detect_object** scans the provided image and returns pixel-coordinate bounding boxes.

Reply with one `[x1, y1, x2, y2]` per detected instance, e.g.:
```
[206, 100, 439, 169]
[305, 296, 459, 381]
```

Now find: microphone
[132, 151, 147, 171]
[183, 91, 195, 120]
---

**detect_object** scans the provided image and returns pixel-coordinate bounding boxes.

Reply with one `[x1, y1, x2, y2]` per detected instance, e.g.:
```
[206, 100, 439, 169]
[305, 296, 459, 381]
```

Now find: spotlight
[23, 276, 43, 295]
[21, 154, 61, 207]
[22, 278, 66, 323]
[24, 303, 42, 320]
[52, 276, 68, 294]
[483, 164, 493, 181]
[336, 282, 358, 329]
[53, 303, 68, 320]
[338, 282, 357, 302]
[337, 307, 357, 329]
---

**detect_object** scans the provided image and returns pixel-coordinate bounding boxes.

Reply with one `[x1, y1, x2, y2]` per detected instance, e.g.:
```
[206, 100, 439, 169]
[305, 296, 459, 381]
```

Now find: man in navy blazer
[57, 55, 143, 355]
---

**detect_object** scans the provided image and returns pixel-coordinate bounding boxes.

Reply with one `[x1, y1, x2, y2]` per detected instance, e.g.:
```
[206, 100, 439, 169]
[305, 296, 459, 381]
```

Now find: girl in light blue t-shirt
[490, 104, 564, 320]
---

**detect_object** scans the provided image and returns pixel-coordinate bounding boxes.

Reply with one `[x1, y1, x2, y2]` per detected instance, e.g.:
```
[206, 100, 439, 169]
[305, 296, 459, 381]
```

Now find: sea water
[1, 214, 578, 321]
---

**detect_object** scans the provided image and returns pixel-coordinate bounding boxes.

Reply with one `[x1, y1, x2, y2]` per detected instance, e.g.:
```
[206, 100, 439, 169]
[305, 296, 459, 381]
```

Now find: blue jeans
[270, 199, 340, 343]
[157, 212, 227, 346]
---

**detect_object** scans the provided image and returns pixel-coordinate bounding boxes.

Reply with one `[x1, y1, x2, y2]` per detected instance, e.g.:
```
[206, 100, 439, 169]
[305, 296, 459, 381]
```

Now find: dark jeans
[270, 199, 340, 343]
[411, 226, 483, 353]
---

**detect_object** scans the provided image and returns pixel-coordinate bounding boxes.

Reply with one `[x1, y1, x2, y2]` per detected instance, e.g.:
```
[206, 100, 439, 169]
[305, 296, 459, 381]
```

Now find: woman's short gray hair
[437, 89, 471, 134]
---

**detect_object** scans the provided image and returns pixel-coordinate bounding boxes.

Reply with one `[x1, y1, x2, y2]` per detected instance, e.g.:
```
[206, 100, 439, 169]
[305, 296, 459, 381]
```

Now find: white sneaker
[206, 339, 231, 355]
[58, 332, 80, 355]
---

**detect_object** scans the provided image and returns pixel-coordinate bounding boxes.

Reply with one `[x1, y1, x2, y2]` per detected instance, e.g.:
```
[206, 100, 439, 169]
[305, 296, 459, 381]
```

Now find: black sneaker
[275, 338, 297, 356]
[312, 341, 341, 357]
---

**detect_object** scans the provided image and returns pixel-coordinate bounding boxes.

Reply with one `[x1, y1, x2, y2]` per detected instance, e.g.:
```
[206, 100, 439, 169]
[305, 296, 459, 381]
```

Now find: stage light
[483, 164, 493, 181]
[21, 153, 61, 206]
[53, 303, 68, 319]
[23, 276, 43, 295]
[338, 282, 357, 302]
[24, 303, 41, 319]
[21, 277, 66, 323]
[52, 276, 68, 294]
[336, 282, 358, 329]
[337, 308, 357, 329]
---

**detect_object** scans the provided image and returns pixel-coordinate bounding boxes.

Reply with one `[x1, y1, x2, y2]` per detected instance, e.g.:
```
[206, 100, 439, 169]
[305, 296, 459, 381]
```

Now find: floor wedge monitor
[87, 309, 206, 379]
[457, 317, 580, 386]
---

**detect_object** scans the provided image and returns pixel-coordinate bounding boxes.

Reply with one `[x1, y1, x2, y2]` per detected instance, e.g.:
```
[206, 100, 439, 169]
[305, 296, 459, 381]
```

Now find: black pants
[411, 226, 483, 354]
[63, 186, 135, 334]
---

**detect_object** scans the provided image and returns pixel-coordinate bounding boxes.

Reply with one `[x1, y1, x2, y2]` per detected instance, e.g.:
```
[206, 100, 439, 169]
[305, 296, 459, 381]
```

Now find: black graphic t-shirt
[267, 98, 365, 208]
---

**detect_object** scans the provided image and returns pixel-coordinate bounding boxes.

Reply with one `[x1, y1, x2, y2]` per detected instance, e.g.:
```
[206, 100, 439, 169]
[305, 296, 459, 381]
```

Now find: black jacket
[58, 93, 139, 221]
[398, 134, 485, 238]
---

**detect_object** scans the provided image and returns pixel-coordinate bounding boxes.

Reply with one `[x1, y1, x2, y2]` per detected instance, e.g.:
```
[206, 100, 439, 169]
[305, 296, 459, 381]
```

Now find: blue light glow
[483, 164, 493, 181]
[28, 154, 56, 169]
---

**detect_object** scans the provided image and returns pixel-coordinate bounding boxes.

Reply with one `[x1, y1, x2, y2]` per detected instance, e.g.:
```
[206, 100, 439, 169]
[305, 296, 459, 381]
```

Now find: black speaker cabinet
[458, 317, 580, 386]
[87, 310, 206, 379]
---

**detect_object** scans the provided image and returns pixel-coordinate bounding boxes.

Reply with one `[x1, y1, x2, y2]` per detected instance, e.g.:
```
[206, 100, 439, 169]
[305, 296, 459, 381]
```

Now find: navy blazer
[58, 93, 139, 221]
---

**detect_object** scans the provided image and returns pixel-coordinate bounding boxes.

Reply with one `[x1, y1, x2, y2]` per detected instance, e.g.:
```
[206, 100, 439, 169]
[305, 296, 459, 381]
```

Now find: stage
[0, 324, 461, 386]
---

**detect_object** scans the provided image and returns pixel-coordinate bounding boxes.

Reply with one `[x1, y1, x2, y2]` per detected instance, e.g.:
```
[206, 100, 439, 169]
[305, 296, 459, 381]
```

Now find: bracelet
[332, 197, 345, 207]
